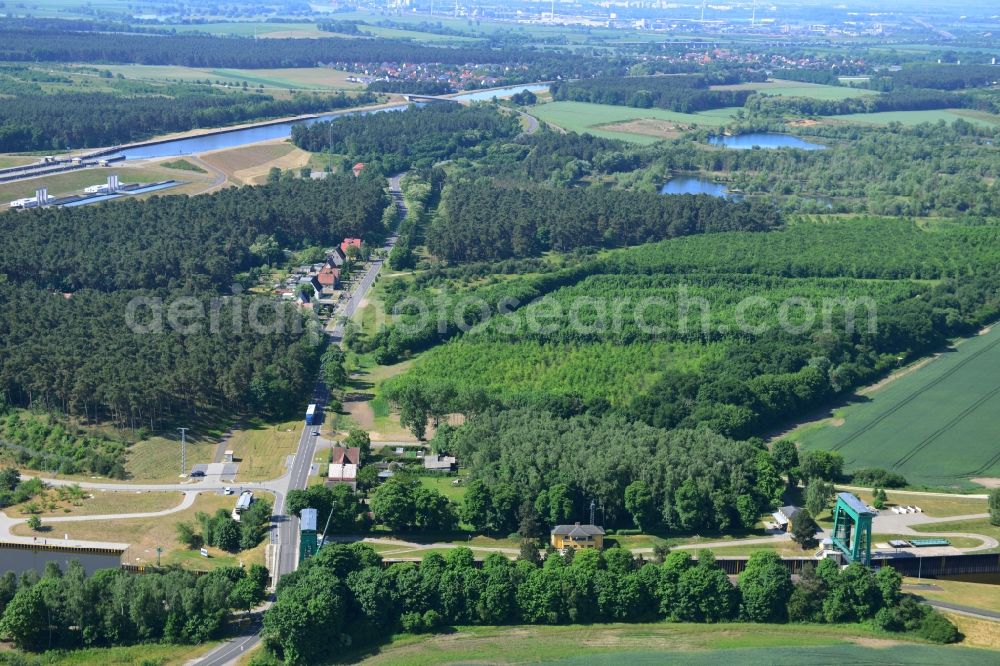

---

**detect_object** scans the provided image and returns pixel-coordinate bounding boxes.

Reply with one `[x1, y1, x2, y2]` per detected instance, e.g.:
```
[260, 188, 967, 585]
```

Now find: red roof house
[317, 264, 340, 287]
[340, 237, 363, 254]
[352, 162, 365, 177]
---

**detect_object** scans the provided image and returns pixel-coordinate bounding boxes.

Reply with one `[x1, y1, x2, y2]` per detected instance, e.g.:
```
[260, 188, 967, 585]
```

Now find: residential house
[352, 162, 365, 177]
[550, 523, 605, 551]
[317, 263, 341, 288]
[423, 454, 457, 472]
[772, 505, 803, 532]
[332, 446, 361, 466]
[341, 237, 363, 255]
[327, 463, 357, 489]
[328, 247, 346, 267]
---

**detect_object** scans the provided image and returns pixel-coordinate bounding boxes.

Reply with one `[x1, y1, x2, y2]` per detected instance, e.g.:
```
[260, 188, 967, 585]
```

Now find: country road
[195, 174, 406, 664]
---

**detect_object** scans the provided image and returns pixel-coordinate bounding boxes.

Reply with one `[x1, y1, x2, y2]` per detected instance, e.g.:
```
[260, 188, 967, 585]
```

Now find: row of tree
[261, 543, 955, 664]
[0, 562, 268, 651]
[550, 74, 754, 113]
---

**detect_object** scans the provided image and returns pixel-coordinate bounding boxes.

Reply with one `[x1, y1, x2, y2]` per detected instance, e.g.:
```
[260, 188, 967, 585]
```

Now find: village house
[423, 454, 457, 472]
[772, 505, 803, 532]
[341, 237, 363, 255]
[550, 523, 605, 551]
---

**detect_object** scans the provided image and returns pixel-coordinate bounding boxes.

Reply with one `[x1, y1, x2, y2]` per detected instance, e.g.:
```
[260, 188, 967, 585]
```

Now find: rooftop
[837, 492, 874, 516]
[551, 523, 605, 537]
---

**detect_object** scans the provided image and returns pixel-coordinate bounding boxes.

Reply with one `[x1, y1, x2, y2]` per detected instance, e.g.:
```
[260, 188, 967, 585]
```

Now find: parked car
[223, 487, 233, 495]
[190, 470, 206, 478]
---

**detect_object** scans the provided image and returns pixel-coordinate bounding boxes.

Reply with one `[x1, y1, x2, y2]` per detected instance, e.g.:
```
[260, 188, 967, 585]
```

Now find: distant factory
[8, 174, 180, 209]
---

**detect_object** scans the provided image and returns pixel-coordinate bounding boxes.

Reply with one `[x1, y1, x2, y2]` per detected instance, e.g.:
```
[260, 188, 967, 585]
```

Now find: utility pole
[178, 427, 189, 476]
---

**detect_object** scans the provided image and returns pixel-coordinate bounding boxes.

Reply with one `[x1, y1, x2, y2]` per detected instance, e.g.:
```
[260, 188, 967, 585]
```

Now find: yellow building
[550, 523, 605, 551]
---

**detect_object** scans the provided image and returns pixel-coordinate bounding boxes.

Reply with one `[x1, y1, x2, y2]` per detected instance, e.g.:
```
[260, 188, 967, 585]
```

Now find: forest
[675, 123, 1000, 217]
[0, 89, 377, 152]
[470, 129, 653, 184]
[0, 282, 322, 429]
[887, 63, 1000, 90]
[550, 74, 754, 112]
[261, 542, 953, 665]
[0, 562, 269, 652]
[426, 181, 781, 262]
[437, 411, 781, 530]
[291, 104, 522, 172]
[0, 176, 391, 428]
[0, 25, 615, 81]
[0, 176, 389, 292]
[383, 217, 1000, 440]
[746, 88, 994, 116]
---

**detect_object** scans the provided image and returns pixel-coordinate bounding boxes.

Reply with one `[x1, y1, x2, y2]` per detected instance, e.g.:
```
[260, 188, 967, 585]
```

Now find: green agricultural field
[711, 79, 879, 101]
[156, 21, 328, 38]
[528, 101, 738, 143]
[826, 109, 1000, 127]
[798, 325, 1000, 489]
[355, 623, 1000, 665]
[88, 64, 363, 92]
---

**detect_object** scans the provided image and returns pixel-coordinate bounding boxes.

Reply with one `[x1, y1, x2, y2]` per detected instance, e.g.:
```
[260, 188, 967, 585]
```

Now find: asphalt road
[192, 175, 406, 665]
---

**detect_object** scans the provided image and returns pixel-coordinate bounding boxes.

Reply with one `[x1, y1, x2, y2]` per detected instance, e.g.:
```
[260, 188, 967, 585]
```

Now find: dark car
[190, 470, 206, 478]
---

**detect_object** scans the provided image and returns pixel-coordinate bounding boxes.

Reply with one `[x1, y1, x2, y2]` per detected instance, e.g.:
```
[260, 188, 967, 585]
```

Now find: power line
[178, 427, 189, 476]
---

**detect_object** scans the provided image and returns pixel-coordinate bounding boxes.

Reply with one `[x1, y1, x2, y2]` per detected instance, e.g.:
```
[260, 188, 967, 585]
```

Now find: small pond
[660, 176, 739, 199]
[709, 133, 826, 150]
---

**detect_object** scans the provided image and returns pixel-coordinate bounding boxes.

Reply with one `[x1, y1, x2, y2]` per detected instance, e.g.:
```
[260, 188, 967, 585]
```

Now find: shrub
[916, 609, 959, 643]
[853, 468, 907, 488]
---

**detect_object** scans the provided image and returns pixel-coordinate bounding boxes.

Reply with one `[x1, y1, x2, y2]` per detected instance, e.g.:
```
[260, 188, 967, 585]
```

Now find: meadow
[826, 108, 1000, 127]
[798, 324, 1000, 489]
[86, 64, 364, 93]
[528, 101, 739, 143]
[711, 79, 880, 101]
[354, 623, 1000, 665]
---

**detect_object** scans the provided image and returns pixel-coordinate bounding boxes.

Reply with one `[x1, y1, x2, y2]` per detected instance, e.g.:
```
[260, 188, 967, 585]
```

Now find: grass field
[797, 325, 1000, 489]
[711, 79, 879, 101]
[911, 518, 1000, 546]
[528, 101, 738, 143]
[826, 108, 1000, 127]
[8, 487, 184, 518]
[844, 488, 987, 518]
[226, 419, 301, 481]
[905, 577, 1000, 614]
[12, 642, 220, 666]
[353, 623, 1000, 665]
[159, 158, 207, 173]
[0, 155, 38, 168]
[126, 434, 217, 482]
[11, 491, 269, 571]
[199, 140, 313, 185]
[88, 64, 363, 93]
[417, 474, 469, 502]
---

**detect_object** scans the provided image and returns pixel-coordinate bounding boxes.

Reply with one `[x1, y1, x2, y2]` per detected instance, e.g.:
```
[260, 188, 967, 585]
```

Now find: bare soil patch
[971, 477, 1000, 489]
[343, 399, 376, 431]
[595, 118, 685, 139]
[199, 141, 310, 184]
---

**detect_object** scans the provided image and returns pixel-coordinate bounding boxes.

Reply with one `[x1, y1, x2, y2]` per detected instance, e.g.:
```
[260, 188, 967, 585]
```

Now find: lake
[660, 176, 738, 199]
[107, 83, 550, 160]
[709, 133, 826, 150]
